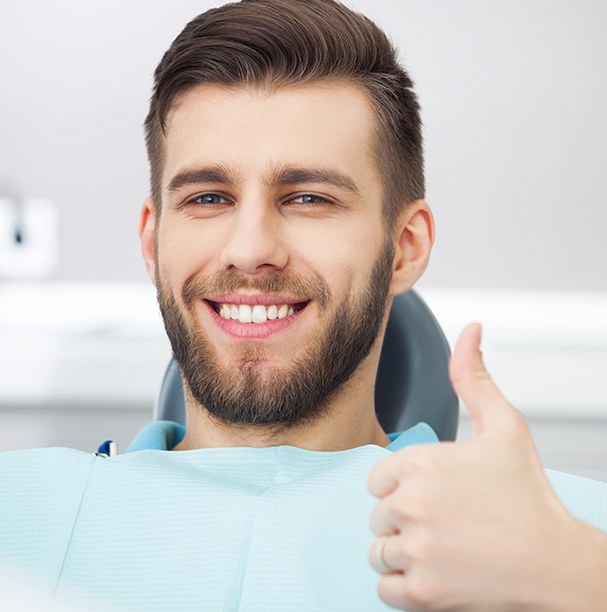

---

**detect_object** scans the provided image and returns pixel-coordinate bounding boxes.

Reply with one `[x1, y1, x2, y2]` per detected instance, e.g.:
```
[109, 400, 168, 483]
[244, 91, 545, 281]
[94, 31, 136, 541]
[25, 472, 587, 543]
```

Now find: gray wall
[1, 0, 606, 289]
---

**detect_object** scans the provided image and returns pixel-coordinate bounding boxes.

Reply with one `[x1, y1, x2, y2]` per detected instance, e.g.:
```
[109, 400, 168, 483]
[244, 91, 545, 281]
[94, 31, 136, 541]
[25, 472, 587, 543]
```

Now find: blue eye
[190, 194, 229, 205]
[289, 194, 330, 205]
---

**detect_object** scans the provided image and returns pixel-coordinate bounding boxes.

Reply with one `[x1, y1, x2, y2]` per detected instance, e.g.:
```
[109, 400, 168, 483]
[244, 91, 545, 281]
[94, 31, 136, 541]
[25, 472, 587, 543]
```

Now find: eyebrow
[269, 166, 362, 196]
[166, 164, 362, 196]
[167, 166, 233, 193]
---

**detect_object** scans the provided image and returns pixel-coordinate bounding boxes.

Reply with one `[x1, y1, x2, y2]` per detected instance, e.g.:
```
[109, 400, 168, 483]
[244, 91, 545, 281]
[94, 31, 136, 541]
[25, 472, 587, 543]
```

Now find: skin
[138, 78, 607, 610]
[368, 323, 607, 611]
[139, 81, 434, 451]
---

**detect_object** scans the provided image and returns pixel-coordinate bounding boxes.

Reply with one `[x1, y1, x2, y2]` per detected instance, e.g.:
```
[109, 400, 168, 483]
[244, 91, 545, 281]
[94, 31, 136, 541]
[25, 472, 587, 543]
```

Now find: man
[1, 1, 606, 610]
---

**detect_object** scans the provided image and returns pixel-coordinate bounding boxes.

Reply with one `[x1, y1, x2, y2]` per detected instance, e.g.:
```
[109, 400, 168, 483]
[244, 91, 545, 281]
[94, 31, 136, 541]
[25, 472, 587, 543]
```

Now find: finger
[368, 446, 418, 499]
[369, 491, 403, 536]
[376, 573, 412, 610]
[448, 323, 519, 438]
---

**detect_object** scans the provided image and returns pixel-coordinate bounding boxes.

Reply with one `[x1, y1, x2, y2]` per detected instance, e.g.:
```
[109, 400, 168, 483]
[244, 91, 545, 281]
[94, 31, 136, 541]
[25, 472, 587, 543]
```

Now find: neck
[172, 357, 390, 452]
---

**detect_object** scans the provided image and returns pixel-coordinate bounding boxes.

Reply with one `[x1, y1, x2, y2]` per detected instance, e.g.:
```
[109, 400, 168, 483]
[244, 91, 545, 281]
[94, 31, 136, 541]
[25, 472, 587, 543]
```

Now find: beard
[156, 239, 394, 427]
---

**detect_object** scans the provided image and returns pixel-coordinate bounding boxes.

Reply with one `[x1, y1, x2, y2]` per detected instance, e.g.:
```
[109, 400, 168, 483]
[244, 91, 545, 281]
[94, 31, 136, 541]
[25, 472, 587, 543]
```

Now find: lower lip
[204, 301, 306, 339]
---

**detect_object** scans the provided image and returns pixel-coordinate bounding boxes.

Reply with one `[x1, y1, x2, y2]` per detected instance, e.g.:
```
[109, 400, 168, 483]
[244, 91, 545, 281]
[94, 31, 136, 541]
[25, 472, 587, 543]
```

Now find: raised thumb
[449, 323, 520, 439]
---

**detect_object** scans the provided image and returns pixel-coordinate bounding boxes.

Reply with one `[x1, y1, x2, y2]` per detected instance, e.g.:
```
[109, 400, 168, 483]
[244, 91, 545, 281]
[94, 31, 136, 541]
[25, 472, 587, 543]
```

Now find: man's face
[143, 82, 396, 426]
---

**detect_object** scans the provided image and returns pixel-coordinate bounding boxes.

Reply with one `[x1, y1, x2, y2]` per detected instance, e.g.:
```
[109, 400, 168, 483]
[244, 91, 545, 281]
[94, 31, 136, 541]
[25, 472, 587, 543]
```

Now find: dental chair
[154, 290, 459, 441]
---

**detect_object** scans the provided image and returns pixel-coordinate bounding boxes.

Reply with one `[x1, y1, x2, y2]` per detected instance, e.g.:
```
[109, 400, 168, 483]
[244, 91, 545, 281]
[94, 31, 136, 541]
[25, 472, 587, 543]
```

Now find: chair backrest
[154, 290, 459, 441]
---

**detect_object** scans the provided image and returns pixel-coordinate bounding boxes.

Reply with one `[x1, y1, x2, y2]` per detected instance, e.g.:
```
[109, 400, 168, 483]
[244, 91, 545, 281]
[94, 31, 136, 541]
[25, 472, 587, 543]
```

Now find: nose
[219, 200, 288, 274]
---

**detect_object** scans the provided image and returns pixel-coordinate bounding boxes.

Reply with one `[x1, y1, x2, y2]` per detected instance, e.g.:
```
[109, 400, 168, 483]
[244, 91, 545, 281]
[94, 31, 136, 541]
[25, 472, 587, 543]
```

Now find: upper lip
[205, 293, 309, 306]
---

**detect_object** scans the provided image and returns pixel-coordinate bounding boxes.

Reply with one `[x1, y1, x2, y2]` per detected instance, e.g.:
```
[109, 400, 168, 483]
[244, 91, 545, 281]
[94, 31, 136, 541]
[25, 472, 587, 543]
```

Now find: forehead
[161, 81, 382, 194]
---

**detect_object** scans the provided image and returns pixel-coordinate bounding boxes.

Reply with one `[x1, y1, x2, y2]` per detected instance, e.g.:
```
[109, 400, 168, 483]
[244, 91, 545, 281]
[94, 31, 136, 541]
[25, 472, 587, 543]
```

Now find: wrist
[573, 522, 607, 612]
[537, 519, 607, 611]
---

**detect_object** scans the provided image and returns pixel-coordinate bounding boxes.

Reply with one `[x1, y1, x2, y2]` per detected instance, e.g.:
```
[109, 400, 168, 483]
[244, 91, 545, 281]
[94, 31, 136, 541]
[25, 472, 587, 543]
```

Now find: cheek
[287, 225, 382, 299]
[157, 221, 223, 280]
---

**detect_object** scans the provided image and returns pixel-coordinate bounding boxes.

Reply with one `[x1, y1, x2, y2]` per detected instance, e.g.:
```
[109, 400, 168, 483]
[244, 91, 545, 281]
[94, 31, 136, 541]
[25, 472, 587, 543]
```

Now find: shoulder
[0, 447, 96, 532]
[0, 448, 97, 601]
[0, 446, 95, 480]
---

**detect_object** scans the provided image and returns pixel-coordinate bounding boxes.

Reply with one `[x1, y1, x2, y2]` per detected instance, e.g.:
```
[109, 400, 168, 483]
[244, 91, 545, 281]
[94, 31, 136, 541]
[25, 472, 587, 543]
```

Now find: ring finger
[369, 532, 409, 575]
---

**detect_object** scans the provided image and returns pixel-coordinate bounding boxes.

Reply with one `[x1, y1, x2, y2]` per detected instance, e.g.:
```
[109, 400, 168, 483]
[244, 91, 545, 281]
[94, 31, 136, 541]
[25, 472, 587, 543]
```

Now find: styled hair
[144, 0, 424, 227]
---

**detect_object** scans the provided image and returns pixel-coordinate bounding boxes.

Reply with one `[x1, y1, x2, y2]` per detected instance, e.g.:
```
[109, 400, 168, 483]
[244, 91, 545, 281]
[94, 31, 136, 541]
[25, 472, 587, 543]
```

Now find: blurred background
[1, 1, 606, 479]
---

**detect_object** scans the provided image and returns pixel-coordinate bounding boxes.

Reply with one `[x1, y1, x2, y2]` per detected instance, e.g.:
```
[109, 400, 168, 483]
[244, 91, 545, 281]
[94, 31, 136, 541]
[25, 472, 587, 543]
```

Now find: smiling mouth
[207, 300, 309, 324]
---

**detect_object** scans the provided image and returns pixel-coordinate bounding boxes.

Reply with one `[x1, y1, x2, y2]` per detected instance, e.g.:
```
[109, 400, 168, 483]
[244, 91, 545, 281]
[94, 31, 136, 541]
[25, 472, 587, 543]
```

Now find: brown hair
[144, 0, 424, 227]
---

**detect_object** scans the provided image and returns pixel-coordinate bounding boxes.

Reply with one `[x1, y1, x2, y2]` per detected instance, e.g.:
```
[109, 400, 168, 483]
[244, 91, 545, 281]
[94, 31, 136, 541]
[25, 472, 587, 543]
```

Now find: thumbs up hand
[368, 323, 607, 611]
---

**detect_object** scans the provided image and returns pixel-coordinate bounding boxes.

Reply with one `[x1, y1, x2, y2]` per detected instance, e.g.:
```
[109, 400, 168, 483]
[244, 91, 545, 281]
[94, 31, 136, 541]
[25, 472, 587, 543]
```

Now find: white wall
[360, 0, 607, 290]
[1, 2, 606, 478]
[1, 0, 606, 289]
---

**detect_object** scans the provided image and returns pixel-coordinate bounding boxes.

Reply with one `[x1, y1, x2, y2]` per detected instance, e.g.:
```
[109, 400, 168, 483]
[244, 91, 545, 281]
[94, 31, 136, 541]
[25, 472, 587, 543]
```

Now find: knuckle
[387, 533, 412, 568]
[367, 465, 389, 497]
[407, 535, 428, 565]
[406, 528, 437, 564]
[390, 495, 412, 522]
[457, 365, 490, 389]
[501, 406, 532, 444]
[389, 547, 408, 570]
[369, 501, 391, 535]
[400, 446, 437, 474]
[510, 407, 530, 435]
[368, 511, 381, 536]
[388, 491, 428, 523]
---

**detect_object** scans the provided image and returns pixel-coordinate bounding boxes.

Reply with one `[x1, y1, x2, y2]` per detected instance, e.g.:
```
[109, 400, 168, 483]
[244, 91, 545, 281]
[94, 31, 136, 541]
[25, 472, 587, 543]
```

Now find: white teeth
[252, 305, 267, 324]
[238, 304, 252, 323]
[217, 302, 298, 323]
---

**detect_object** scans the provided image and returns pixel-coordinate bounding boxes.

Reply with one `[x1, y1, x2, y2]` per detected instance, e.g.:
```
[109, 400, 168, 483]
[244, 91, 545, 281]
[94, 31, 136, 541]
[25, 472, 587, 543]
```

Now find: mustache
[182, 269, 331, 308]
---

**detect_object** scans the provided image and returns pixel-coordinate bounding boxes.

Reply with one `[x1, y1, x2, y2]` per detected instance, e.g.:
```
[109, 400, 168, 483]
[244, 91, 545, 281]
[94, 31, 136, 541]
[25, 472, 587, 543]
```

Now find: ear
[139, 196, 157, 285]
[389, 200, 435, 295]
